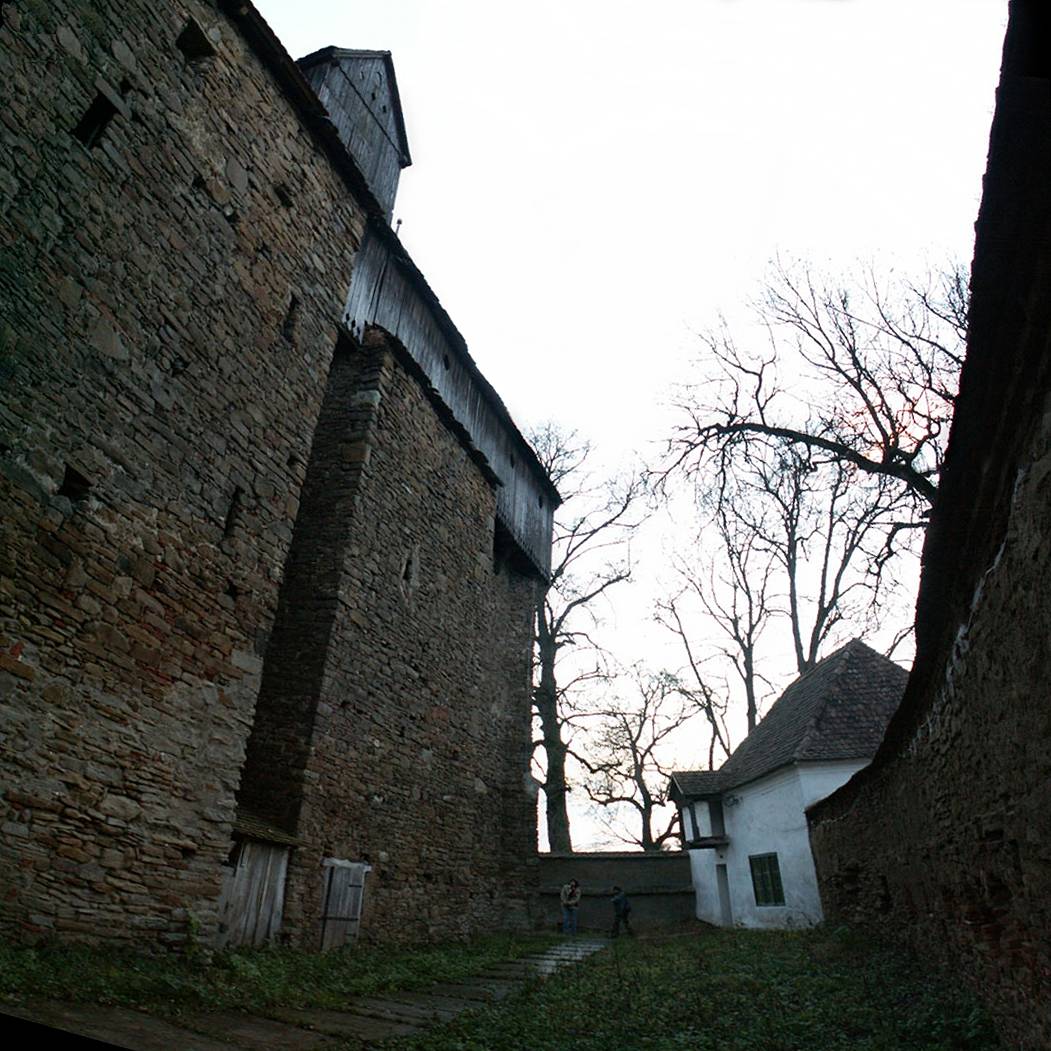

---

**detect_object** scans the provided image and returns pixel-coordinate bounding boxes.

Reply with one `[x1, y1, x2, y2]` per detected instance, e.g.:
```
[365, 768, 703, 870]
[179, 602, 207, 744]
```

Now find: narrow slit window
[72, 93, 118, 149]
[176, 19, 217, 61]
[57, 464, 91, 503]
[282, 295, 300, 343]
[223, 486, 243, 538]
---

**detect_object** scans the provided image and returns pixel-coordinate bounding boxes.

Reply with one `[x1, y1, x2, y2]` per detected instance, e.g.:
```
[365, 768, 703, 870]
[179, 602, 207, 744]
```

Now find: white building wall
[687, 759, 868, 929]
[796, 760, 868, 811]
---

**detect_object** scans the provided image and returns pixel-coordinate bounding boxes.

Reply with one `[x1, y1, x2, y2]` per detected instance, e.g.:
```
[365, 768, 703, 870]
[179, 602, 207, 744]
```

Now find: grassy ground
[390, 927, 1001, 1051]
[0, 931, 559, 1017]
[0, 927, 1000, 1049]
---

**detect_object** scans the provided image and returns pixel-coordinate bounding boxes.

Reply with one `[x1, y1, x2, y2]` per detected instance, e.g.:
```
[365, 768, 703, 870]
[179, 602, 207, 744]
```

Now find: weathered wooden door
[319, 859, 371, 950]
[216, 840, 289, 947]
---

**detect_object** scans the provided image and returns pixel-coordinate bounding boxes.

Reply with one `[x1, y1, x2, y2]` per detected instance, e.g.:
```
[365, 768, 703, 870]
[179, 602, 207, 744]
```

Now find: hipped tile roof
[670, 639, 907, 800]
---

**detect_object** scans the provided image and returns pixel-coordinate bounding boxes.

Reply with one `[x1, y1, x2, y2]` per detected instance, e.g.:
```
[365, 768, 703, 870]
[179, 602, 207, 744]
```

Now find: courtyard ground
[0, 926, 1000, 1049]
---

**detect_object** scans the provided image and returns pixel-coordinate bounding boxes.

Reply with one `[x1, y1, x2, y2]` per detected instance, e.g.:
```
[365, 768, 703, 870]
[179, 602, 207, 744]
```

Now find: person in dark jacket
[610, 885, 633, 937]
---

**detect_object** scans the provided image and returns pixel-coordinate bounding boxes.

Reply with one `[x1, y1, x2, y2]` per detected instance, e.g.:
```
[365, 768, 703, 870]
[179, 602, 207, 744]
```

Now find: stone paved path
[1, 938, 608, 1049]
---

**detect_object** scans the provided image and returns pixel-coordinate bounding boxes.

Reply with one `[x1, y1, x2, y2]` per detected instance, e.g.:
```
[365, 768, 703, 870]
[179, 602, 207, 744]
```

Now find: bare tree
[656, 497, 779, 750]
[528, 423, 645, 854]
[735, 443, 915, 673]
[581, 668, 699, 852]
[650, 261, 966, 718]
[665, 260, 966, 521]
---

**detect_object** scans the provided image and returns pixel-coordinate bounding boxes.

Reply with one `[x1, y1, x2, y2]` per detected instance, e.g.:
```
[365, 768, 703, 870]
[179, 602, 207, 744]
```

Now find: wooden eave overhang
[215, 1, 561, 521]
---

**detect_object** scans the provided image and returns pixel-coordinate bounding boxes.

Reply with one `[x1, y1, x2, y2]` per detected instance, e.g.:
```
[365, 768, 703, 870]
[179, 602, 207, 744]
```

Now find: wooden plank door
[320, 859, 371, 950]
[216, 841, 289, 947]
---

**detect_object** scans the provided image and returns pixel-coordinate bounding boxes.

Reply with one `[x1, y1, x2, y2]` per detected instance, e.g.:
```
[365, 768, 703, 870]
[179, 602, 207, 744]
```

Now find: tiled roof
[671, 639, 907, 798]
[668, 770, 726, 800]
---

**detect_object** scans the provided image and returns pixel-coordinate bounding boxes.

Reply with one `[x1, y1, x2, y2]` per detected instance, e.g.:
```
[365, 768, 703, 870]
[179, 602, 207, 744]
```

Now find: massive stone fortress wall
[241, 328, 540, 943]
[0, 0, 545, 948]
[808, 5, 1051, 1046]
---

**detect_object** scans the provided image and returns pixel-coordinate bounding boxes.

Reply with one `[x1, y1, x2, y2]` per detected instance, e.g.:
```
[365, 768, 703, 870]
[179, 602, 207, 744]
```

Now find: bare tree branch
[528, 423, 646, 853]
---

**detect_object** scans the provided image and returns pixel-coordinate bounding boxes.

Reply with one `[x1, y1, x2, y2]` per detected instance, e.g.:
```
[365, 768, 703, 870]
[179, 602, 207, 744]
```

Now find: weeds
[0, 932, 558, 1017]
[388, 928, 1001, 1051]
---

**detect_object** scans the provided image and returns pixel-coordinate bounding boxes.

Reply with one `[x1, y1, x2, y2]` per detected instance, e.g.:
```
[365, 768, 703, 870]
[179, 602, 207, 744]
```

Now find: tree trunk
[535, 600, 573, 853]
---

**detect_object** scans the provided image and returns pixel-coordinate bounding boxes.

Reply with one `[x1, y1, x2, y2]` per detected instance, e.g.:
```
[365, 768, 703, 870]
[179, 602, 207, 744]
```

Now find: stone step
[425, 980, 502, 1002]
[268, 1007, 420, 1041]
[345, 995, 463, 1023]
[185, 1010, 340, 1049]
[1, 940, 612, 1050]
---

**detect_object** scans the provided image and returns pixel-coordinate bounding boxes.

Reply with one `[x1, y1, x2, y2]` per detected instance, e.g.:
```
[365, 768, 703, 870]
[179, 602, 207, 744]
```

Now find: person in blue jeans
[560, 878, 581, 934]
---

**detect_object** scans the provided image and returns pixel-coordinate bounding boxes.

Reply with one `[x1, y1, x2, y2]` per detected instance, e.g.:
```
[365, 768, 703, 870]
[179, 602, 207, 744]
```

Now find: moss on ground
[0, 926, 1000, 1049]
[390, 927, 1001, 1051]
[0, 931, 559, 1016]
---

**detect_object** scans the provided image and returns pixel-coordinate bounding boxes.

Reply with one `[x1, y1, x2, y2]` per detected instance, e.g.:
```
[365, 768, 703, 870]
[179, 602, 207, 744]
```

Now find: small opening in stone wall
[442, 354, 450, 371]
[118, 78, 132, 97]
[223, 486, 243, 538]
[169, 354, 189, 376]
[176, 18, 217, 62]
[401, 551, 415, 583]
[282, 294, 300, 343]
[57, 464, 91, 503]
[72, 93, 118, 149]
[493, 518, 513, 575]
[224, 579, 241, 601]
[877, 874, 892, 914]
[222, 205, 239, 226]
[274, 183, 294, 209]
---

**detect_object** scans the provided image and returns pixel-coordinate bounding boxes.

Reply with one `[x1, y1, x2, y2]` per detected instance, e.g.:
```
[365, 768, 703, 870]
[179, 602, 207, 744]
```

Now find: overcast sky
[255, 0, 1007, 847]
[256, 0, 1004, 458]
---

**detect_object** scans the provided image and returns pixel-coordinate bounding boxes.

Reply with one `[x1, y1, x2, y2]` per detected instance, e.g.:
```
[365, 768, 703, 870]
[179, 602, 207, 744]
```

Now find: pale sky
[255, 0, 1007, 848]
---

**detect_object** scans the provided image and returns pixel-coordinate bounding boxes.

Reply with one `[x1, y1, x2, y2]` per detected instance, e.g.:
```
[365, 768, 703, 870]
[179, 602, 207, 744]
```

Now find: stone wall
[0, 0, 542, 949]
[808, 6, 1051, 1047]
[537, 853, 696, 934]
[242, 328, 540, 945]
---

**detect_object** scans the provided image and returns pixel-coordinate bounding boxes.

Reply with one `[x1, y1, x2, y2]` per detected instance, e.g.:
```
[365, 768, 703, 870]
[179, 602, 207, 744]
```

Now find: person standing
[610, 885, 633, 938]
[560, 878, 581, 935]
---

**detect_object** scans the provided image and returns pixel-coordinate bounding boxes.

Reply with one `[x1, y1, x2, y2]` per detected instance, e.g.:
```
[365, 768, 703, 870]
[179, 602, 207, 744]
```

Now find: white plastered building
[669, 640, 907, 929]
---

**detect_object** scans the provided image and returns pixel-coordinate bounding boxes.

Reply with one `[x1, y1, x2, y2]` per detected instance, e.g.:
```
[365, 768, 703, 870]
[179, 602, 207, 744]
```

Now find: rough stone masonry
[808, 4, 1051, 1047]
[0, 0, 556, 948]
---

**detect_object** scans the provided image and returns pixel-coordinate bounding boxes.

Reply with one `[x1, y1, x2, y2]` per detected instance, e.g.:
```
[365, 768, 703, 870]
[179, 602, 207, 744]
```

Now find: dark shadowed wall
[808, 5, 1051, 1047]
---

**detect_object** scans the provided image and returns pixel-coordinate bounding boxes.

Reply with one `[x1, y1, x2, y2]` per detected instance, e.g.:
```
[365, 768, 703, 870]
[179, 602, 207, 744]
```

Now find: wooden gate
[216, 840, 289, 948]
[319, 858, 371, 950]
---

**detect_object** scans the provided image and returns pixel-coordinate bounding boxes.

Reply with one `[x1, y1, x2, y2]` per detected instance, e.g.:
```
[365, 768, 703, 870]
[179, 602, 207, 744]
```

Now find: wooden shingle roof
[671, 639, 907, 799]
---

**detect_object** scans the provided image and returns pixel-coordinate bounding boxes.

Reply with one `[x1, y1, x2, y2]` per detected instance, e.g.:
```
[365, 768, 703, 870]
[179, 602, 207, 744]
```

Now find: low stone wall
[536, 853, 696, 934]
